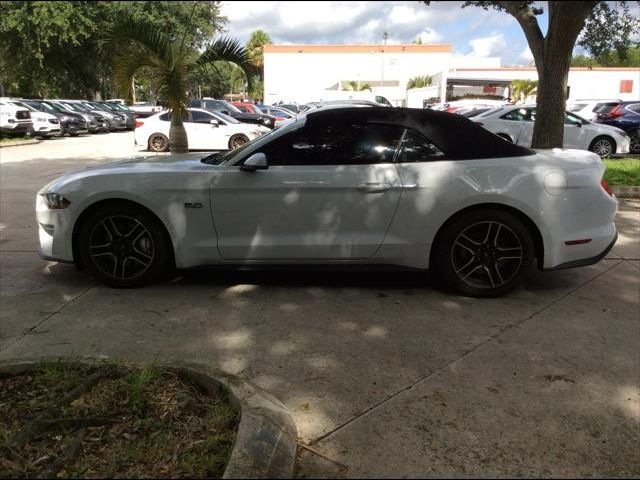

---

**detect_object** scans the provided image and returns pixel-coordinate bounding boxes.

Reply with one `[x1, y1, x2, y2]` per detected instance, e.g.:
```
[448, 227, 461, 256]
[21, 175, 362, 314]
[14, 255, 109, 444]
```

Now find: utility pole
[381, 31, 388, 87]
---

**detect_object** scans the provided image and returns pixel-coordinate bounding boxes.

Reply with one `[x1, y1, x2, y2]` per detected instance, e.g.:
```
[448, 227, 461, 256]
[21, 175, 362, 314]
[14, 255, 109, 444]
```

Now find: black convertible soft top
[305, 106, 535, 160]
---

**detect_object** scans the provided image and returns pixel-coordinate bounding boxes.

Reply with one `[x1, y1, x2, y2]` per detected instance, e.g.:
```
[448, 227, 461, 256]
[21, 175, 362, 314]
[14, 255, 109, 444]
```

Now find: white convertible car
[36, 107, 618, 297]
[134, 108, 270, 152]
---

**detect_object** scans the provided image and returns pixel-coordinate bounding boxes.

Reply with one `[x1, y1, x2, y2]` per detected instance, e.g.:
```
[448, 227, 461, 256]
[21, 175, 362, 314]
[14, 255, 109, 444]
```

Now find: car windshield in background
[209, 110, 241, 124]
[42, 101, 64, 113]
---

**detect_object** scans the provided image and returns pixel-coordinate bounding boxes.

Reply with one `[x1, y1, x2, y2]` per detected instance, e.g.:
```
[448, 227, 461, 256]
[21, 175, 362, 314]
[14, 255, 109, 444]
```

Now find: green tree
[104, 18, 256, 153]
[424, 1, 639, 149]
[572, 46, 640, 68]
[509, 79, 538, 103]
[245, 30, 272, 79]
[406, 75, 433, 90]
[0, 1, 226, 99]
[343, 81, 373, 91]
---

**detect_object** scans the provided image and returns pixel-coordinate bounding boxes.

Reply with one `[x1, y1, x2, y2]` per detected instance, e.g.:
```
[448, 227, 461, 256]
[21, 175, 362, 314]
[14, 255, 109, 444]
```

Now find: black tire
[228, 134, 249, 150]
[589, 135, 615, 157]
[629, 131, 640, 154]
[148, 133, 169, 152]
[433, 208, 534, 298]
[77, 203, 172, 288]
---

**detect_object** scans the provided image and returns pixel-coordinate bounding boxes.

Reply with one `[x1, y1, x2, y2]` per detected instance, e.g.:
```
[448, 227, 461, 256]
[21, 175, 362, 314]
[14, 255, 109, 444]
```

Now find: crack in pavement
[1, 284, 96, 354]
[309, 258, 624, 446]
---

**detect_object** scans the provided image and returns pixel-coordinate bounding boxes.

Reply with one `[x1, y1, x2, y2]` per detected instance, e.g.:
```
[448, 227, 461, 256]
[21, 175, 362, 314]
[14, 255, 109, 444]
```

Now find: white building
[263, 43, 640, 107]
[263, 44, 454, 106]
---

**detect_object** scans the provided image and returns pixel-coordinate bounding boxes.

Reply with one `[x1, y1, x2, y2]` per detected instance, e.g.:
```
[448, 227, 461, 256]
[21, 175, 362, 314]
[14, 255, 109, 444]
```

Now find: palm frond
[101, 18, 174, 69]
[197, 37, 258, 87]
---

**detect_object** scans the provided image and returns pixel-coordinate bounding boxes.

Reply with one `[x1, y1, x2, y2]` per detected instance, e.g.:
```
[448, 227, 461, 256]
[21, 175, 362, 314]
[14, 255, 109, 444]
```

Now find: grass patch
[603, 158, 640, 186]
[0, 136, 31, 145]
[0, 361, 239, 479]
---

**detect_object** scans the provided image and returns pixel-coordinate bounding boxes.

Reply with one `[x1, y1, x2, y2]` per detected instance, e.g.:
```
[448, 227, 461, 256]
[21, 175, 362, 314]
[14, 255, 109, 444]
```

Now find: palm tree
[246, 29, 272, 81]
[342, 80, 372, 91]
[102, 18, 256, 153]
[406, 75, 433, 90]
[509, 79, 538, 103]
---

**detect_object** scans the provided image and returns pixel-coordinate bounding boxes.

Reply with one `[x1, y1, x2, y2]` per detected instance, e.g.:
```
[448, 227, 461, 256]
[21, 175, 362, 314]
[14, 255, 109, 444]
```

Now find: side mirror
[240, 152, 268, 172]
[209, 119, 220, 126]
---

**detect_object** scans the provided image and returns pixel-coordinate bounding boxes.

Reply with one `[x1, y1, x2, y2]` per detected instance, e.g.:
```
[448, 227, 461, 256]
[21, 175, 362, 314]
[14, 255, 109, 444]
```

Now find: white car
[10, 100, 62, 138]
[475, 104, 630, 156]
[0, 100, 32, 136]
[36, 107, 618, 297]
[134, 108, 270, 152]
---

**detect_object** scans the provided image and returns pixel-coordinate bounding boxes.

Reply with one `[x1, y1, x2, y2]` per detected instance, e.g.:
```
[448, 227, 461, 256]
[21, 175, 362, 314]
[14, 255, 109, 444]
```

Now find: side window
[564, 111, 583, 125]
[259, 122, 404, 166]
[397, 129, 446, 162]
[159, 111, 189, 122]
[500, 108, 530, 121]
[627, 104, 640, 114]
[190, 110, 213, 123]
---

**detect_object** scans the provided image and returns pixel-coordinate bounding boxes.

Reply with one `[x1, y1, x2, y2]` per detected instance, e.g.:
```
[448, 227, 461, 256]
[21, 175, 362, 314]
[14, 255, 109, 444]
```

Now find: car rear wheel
[77, 204, 172, 288]
[629, 131, 640, 153]
[589, 136, 615, 157]
[148, 133, 169, 152]
[228, 134, 249, 150]
[434, 209, 534, 298]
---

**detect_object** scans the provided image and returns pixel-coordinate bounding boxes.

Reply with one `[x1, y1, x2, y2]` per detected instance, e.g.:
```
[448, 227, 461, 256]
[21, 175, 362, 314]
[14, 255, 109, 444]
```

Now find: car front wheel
[228, 134, 249, 150]
[77, 204, 172, 288]
[148, 133, 169, 152]
[589, 136, 615, 157]
[434, 209, 534, 297]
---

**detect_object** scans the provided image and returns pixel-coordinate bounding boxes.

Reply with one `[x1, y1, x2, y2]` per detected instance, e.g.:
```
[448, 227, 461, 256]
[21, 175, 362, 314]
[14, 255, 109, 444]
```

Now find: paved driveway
[1, 133, 639, 477]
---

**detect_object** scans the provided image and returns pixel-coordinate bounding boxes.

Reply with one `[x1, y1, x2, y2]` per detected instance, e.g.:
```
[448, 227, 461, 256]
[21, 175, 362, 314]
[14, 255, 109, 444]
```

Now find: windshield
[64, 102, 88, 112]
[201, 117, 302, 165]
[42, 101, 64, 113]
[209, 110, 241, 124]
[10, 101, 36, 112]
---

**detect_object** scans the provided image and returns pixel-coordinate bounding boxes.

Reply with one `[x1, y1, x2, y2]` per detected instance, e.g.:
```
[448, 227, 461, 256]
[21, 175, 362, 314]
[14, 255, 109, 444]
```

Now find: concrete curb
[0, 358, 298, 479]
[0, 139, 41, 148]
[612, 185, 640, 198]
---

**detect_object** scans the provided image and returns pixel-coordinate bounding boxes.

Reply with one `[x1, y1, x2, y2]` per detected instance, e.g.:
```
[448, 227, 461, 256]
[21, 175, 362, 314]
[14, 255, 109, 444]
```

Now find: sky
[219, 1, 552, 67]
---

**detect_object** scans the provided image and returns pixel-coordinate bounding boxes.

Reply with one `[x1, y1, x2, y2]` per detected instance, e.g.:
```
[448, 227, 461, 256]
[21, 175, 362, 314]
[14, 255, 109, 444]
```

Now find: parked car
[126, 102, 163, 118]
[48, 100, 109, 133]
[134, 108, 270, 152]
[37, 106, 618, 297]
[190, 99, 276, 129]
[593, 100, 640, 153]
[254, 105, 296, 128]
[567, 99, 620, 122]
[99, 101, 136, 130]
[0, 100, 32, 136]
[461, 107, 493, 118]
[276, 103, 304, 114]
[474, 105, 630, 156]
[8, 100, 62, 138]
[75, 100, 128, 131]
[231, 101, 261, 114]
[20, 99, 88, 137]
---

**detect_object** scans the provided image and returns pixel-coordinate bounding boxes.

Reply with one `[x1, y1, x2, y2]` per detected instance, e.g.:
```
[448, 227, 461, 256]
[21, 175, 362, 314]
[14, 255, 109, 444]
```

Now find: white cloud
[520, 46, 534, 63]
[468, 32, 506, 58]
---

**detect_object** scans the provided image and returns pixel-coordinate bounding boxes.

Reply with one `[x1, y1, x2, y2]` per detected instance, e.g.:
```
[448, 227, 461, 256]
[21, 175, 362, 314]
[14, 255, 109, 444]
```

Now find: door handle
[357, 182, 391, 193]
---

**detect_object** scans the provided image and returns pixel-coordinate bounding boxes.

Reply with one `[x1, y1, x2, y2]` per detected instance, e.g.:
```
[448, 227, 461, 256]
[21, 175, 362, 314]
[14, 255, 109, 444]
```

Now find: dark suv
[189, 99, 275, 129]
[22, 99, 88, 136]
[594, 100, 640, 152]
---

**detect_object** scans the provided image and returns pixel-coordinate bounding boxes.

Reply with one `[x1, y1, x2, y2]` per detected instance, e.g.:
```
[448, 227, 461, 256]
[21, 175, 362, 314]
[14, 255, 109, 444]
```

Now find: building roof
[264, 44, 452, 54]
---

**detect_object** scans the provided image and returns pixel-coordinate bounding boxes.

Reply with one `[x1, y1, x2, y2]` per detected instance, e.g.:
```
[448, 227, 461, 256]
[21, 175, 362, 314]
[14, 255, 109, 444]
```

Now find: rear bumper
[544, 231, 617, 270]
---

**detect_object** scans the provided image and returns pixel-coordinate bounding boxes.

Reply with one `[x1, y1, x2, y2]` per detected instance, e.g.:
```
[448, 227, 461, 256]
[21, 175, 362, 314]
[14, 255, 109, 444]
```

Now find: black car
[189, 99, 276, 129]
[22, 99, 88, 136]
[99, 101, 136, 130]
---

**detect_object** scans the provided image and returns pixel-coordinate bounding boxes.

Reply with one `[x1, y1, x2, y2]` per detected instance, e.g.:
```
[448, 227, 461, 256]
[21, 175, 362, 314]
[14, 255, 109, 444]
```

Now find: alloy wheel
[593, 138, 613, 157]
[88, 215, 155, 280]
[450, 221, 523, 289]
[149, 134, 168, 152]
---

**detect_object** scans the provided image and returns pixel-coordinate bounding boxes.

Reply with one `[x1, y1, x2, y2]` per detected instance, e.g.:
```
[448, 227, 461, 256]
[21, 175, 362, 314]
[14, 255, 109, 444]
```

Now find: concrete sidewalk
[1, 134, 638, 478]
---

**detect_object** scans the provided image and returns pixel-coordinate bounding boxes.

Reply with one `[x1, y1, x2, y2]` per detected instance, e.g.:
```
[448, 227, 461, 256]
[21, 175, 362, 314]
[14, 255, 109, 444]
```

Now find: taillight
[609, 105, 624, 118]
[601, 179, 613, 196]
[135, 119, 144, 128]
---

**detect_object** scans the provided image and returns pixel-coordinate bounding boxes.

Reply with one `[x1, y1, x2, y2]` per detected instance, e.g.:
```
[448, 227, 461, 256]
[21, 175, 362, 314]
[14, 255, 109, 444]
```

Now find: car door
[562, 111, 590, 149]
[187, 110, 227, 150]
[510, 107, 534, 146]
[209, 121, 405, 260]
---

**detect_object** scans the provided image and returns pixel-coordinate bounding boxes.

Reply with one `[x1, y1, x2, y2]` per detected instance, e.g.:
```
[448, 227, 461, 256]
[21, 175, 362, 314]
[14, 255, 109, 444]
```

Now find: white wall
[264, 50, 452, 105]
[406, 86, 441, 108]
[448, 68, 640, 101]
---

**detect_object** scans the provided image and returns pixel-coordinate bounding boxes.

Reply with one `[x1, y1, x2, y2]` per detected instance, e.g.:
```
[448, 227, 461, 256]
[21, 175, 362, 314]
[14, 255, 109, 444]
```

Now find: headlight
[41, 193, 70, 209]
[60, 115, 72, 122]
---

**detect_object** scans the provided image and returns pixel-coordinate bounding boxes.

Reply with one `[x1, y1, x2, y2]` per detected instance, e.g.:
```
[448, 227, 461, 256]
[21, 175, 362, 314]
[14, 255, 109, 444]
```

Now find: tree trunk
[169, 114, 188, 153]
[531, 50, 571, 149]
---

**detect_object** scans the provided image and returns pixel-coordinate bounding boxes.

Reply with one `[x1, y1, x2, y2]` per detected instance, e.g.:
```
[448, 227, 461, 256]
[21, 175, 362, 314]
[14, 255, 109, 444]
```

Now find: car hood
[39, 153, 215, 193]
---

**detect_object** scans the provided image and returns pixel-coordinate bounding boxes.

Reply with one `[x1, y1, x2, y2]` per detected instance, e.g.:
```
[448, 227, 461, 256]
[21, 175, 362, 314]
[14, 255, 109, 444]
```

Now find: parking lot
[1, 132, 639, 477]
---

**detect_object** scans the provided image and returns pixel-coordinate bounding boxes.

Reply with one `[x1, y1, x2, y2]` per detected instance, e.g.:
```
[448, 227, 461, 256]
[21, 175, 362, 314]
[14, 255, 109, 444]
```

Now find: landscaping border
[0, 358, 298, 479]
